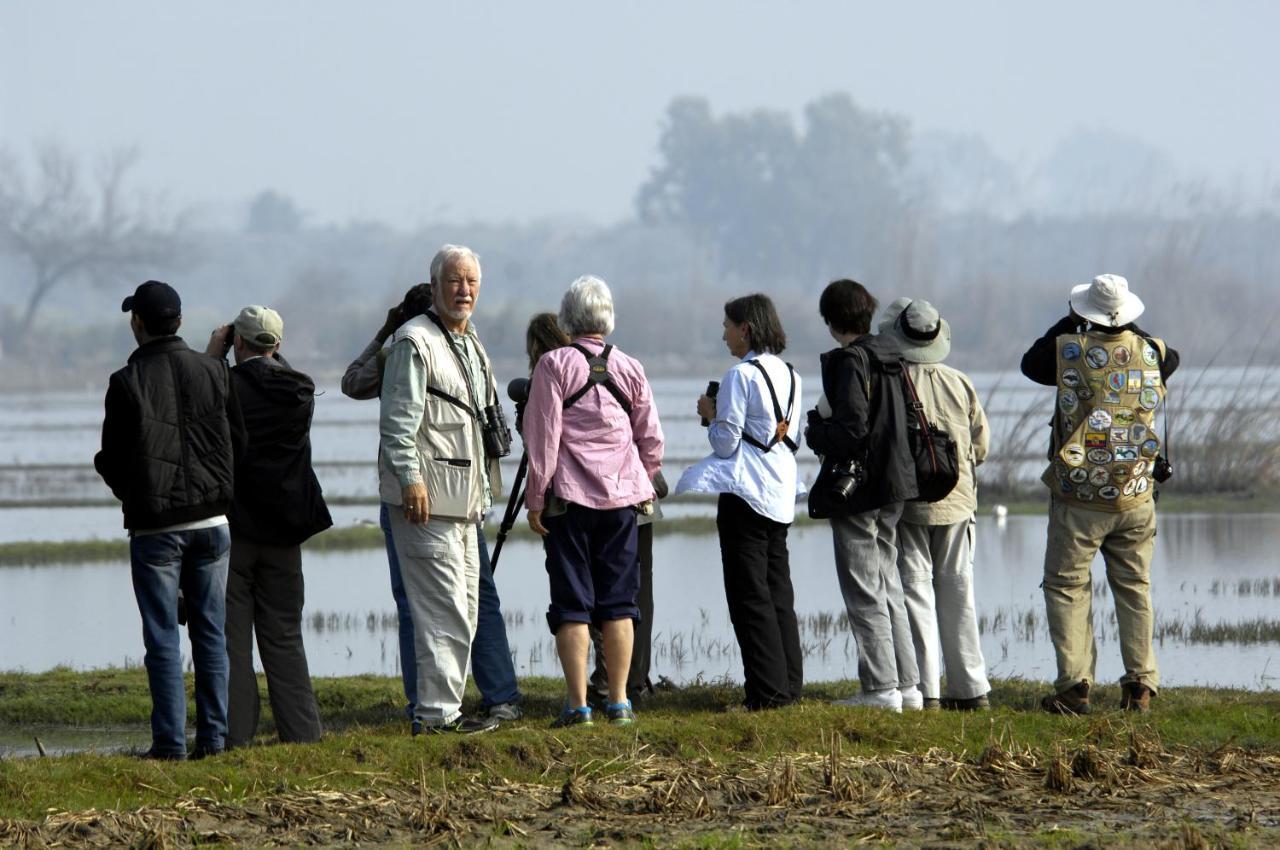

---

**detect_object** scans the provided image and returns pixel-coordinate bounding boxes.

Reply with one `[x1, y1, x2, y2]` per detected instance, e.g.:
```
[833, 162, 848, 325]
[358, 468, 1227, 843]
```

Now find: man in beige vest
[380, 244, 505, 734]
[1021, 275, 1180, 714]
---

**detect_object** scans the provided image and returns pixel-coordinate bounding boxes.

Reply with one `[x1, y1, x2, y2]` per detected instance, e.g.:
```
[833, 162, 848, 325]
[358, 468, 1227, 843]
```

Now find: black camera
[1153, 455, 1173, 483]
[507, 377, 530, 405]
[482, 403, 512, 459]
[701, 380, 720, 427]
[827, 458, 866, 504]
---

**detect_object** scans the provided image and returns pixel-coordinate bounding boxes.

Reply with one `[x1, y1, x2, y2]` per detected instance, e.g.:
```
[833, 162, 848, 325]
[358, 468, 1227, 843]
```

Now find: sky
[3, 1, 1278, 226]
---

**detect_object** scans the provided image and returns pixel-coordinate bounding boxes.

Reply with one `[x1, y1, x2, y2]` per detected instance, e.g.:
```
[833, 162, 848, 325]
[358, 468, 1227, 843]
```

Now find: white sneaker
[832, 688, 903, 713]
[899, 685, 924, 711]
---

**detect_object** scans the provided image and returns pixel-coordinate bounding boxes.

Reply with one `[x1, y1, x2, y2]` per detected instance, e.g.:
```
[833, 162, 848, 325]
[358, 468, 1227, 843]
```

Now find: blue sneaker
[606, 700, 635, 726]
[551, 705, 594, 728]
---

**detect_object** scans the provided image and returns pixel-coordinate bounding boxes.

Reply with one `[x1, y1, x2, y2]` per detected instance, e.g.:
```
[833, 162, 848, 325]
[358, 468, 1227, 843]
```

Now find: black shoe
[423, 715, 500, 735]
[188, 745, 224, 761]
[139, 747, 185, 761]
[942, 695, 990, 712]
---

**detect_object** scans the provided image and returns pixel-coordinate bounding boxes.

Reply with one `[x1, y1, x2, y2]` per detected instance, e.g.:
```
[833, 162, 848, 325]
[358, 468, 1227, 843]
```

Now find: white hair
[559, 275, 616, 337]
[429, 244, 481, 283]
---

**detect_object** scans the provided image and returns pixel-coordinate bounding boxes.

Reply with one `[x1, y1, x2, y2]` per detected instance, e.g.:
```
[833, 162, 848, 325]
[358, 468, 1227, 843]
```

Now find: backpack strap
[562, 343, 634, 414]
[740, 359, 799, 453]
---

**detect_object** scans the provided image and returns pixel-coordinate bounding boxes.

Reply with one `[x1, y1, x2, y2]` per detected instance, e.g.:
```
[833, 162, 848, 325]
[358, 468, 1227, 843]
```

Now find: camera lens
[507, 377, 531, 404]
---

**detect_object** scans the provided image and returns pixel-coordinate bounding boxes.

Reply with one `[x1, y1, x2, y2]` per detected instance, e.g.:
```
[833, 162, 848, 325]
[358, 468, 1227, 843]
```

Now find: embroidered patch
[1059, 389, 1078, 414]
[1132, 460, 1148, 476]
[1113, 409, 1136, 425]
[1086, 448, 1112, 465]
[1069, 467, 1089, 484]
[1127, 370, 1143, 393]
[1076, 486, 1095, 502]
[1110, 427, 1129, 444]
[1104, 389, 1123, 404]
[1142, 343, 1159, 366]
[1143, 371, 1161, 388]
[1086, 347, 1110, 369]
[1077, 386, 1094, 401]
[1131, 423, 1149, 443]
[1060, 368, 1082, 388]
[1113, 346, 1132, 366]
[1113, 445, 1139, 462]
[1063, 444, 1086, 466]
[1122, 478, 1138, 496]
[1140, 439, 1160, 458]
[1088, 466, 1111, 487]
[1098, 485, 1121, 501]
[1088, 409, 1113, 430]
[1062, 341, 1082, 361]
[1112, 465, 1131, 482]
[1136, 476, 1150, 494]
[1139, 387, 1159, 410]
[1085, 432, 1108, 449]
[1107, 371, 1126, 392]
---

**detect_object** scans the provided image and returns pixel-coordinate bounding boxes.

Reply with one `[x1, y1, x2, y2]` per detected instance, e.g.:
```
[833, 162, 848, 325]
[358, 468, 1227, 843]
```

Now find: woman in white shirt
[677, 294, 804, 710]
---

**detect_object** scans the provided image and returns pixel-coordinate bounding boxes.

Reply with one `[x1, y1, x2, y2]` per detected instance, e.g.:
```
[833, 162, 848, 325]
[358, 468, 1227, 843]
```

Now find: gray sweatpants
[830, 502, 919, 692]
[897, 518, 990, 700]
[388, 512, 480, 727]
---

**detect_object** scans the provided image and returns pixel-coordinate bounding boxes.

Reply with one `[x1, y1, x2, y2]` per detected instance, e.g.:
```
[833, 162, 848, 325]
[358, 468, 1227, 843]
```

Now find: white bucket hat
[879, 297, 950, 364]
[1069, 274, 1144, 328]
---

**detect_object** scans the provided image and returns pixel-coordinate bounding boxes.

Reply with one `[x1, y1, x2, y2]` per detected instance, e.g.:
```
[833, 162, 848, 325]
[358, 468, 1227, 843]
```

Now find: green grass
[4, 672, 1280, 845]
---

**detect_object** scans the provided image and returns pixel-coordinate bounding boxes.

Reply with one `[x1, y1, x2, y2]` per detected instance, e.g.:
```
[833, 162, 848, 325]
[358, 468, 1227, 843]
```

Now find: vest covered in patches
[1041, 328, 1166, 512]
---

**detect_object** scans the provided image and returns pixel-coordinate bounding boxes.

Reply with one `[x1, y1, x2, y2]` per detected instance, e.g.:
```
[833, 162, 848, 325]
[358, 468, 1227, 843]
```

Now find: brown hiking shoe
[1120, 683, 1152, 713]
[942, 694, 990, 712]
[1041, 682, 1091, 715]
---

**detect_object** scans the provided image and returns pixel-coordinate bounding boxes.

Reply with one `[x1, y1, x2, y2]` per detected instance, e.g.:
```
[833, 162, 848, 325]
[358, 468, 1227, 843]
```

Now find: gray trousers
[388, 512, 479, 726]
[897, 518, 990, 700]
[225, 536, 322, 747]
[830, 502, 919, 692]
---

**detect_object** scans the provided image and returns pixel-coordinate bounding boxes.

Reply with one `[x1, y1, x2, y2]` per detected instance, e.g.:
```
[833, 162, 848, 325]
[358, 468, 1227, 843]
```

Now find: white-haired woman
[522, 276, 665, 728]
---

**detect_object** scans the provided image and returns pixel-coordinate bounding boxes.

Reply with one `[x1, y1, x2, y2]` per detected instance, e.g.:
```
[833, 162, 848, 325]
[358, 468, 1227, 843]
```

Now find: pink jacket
[523, 337, 664, 511]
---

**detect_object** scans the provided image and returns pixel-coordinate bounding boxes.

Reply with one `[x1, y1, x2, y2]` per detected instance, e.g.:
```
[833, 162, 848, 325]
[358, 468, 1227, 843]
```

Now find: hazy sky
[4, 1, 1277, 226]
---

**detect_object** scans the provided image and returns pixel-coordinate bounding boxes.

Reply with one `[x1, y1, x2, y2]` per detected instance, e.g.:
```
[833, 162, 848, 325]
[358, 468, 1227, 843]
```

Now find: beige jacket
[900, 361, 989, 527]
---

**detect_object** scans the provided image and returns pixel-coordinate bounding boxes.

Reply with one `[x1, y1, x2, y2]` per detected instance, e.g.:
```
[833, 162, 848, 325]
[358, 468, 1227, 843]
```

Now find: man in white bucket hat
[1021, 275, 1180, 715]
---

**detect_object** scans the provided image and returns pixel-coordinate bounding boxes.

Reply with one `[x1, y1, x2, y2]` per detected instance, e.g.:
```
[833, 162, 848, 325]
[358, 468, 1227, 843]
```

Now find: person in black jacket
[805, 279, 921, 712]
[206, 306, 332, 747]
[95, 280, 246, 760]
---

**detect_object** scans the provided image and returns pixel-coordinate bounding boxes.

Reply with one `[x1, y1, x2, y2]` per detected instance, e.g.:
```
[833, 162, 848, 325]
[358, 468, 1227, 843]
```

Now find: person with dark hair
[343, 271, 523, 733]
[806, 279, 921, 712]
[95, 280, 246, 759]
[677, 294, 804, 710]
[526, 312, 571, 372]
[524, 276, 665, 728]
[1021, 275, 1179, 715]
[205, 306, 331, 747]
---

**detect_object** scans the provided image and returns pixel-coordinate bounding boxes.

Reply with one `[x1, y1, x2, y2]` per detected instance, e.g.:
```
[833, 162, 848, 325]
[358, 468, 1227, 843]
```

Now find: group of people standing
[96, 244, 1175, 756]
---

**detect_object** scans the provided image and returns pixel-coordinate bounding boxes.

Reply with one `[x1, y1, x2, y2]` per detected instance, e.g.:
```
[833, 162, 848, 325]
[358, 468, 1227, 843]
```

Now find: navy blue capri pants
[543, 504, 641, 633]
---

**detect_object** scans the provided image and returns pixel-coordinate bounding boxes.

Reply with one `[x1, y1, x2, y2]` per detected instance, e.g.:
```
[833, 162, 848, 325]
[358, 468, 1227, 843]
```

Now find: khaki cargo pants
[1042, 497, 1158, 694]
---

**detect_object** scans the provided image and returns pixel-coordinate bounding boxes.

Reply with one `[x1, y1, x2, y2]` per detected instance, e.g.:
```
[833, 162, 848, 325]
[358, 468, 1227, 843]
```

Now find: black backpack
[899, 362, 960, 503]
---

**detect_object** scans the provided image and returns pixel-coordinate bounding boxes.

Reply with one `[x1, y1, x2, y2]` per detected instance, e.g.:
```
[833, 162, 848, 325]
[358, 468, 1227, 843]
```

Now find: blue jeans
[380, 505, 521, 712]
[130, 524, 231, 756]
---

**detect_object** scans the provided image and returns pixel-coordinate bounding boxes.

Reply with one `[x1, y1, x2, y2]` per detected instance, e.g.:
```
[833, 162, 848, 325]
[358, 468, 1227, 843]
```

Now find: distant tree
[636, 93, 915, 284]
[246, 190, 304, 234]
[0, 143, 186, 355]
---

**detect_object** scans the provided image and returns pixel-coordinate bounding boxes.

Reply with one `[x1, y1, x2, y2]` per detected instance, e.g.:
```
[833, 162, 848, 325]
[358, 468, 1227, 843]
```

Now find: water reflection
[3, 515, 1279, 689]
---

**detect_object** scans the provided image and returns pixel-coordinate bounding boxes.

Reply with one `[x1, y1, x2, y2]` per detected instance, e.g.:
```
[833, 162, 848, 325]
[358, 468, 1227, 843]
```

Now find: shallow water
[4, 515, 1280, 690]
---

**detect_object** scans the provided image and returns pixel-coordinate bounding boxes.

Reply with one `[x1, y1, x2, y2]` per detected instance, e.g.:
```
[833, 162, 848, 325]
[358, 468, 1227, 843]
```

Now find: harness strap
[741, 359, 799, 453]
[426, 385, 472, 415]
[563, 343, 634, 414]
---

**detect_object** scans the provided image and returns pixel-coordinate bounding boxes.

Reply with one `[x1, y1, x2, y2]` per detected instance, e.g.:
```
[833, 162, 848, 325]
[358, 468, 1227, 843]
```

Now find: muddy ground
[4, 734, 1280, 848]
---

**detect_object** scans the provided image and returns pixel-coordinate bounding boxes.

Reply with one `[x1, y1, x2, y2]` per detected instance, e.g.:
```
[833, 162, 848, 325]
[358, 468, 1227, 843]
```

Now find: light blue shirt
[675, 351, 805, 524]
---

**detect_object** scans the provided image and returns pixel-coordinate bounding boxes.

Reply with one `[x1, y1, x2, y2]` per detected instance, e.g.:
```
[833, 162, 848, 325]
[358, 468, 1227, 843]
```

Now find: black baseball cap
[121, 280, 181, 322]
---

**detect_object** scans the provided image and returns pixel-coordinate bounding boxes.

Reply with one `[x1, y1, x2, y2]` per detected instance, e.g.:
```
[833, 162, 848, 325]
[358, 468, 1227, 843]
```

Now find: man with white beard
[379, 244, 505, 734]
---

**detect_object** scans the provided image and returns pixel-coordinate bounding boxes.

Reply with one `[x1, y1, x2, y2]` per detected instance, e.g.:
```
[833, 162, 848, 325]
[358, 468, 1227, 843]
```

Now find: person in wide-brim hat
[1069, 273, 1144, 328]
[879, 297, 951, 364]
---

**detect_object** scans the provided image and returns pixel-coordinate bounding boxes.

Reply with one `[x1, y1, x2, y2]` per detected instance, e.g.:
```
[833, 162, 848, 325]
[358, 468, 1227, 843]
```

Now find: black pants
[225, 535, 322, 747]
[717, 493, 803, 709]
[590, 522, 654, 701]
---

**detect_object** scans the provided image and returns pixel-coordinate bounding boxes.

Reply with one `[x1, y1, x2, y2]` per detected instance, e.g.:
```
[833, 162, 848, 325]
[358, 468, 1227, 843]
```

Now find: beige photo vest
[1042, 328, 1166, 512]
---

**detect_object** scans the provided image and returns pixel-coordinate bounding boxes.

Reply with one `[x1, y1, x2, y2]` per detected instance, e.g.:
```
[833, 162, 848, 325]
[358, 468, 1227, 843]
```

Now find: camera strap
[563, 343, 633, 414]
[422, 309, 495, 423]
[740, 358, 798, 453]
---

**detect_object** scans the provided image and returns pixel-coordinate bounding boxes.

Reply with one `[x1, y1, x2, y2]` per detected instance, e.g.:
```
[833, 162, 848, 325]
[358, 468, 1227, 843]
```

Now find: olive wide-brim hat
[1069, 274, 1145, 328]
[878, 297, 951, 364]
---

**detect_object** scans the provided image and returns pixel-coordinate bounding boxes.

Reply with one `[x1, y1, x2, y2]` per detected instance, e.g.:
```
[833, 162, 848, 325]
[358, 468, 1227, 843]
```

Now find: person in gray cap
[206, 306, 332, 747]
[1021, 274, 1180, 714]
[880, 299, 991, 711]
[95, 280, 246, 760]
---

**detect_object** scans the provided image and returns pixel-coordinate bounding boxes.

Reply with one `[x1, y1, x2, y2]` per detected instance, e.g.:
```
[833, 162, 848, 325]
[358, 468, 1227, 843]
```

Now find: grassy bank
[3, 488, 1279, 568]
[3, 672, 1280, 847]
